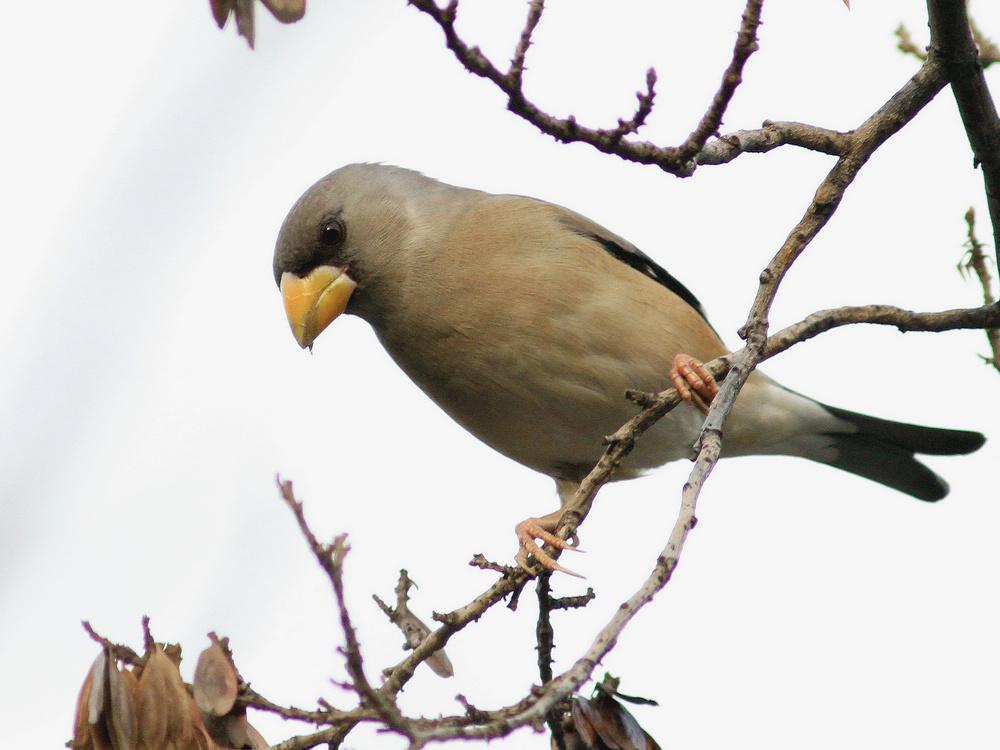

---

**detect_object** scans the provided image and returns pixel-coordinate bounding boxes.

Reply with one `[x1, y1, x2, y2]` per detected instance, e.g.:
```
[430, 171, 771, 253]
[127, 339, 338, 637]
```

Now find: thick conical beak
[280, 266, 357, 349]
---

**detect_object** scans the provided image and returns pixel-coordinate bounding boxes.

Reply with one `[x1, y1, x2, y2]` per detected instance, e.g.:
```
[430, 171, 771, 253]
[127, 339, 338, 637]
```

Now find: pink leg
[669, 353, 719, 415]
[513, 510, 583, 577]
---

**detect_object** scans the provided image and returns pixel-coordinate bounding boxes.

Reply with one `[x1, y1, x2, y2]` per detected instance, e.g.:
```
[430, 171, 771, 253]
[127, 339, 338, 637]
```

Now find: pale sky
[2, 2, 999, 748]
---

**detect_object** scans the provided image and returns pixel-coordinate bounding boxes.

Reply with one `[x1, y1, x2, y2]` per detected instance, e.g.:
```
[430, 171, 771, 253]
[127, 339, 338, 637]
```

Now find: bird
[272, 163, 986, 573]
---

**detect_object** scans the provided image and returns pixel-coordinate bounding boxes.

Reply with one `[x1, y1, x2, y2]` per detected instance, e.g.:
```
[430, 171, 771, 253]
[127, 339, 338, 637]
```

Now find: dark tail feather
[820, 404, 985, 502]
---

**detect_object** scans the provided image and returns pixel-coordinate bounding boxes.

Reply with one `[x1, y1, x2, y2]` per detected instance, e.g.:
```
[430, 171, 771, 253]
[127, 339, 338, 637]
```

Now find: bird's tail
[818, 404, 985, 502]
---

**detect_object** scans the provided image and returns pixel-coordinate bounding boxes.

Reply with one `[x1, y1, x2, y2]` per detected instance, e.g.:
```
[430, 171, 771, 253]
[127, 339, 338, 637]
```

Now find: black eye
[321, 219, 345, 246]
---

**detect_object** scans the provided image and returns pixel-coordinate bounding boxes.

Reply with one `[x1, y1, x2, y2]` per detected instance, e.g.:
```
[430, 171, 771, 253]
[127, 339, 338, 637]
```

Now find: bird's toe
[670, 352, 719, 415]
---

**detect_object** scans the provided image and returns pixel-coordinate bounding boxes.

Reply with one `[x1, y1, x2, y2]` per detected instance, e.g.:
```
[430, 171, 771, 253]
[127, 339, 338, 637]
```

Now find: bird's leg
[670, 353, 719, 415]
[514, 479, 584, 577]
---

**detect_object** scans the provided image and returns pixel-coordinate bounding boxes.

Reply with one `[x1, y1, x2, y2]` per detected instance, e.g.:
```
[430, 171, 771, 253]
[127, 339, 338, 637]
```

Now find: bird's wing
[549, 203, 712, 323]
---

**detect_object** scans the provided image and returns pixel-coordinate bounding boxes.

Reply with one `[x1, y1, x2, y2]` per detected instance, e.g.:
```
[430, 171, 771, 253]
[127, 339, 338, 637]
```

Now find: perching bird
[273, 163, 985, 573]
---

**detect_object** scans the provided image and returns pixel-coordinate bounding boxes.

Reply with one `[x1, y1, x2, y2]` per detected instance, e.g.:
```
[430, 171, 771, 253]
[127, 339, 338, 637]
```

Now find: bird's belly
[444, 377, 708, 480]
[383, 329, 708, 480]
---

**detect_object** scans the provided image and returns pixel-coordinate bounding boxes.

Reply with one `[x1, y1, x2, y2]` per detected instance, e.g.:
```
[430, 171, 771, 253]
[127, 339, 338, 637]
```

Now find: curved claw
[514, 516, 584, 578]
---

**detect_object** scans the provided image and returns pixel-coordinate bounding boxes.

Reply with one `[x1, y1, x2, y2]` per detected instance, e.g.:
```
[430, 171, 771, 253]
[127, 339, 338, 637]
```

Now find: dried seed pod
[193, 641, 238, 717]
[69, 650, 139, 750]
[193, 636, 268, 750]
[135, 645, 195, 750]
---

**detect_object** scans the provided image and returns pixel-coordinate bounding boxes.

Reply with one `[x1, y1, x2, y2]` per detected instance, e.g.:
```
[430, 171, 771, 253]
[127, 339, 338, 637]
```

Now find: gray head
[272, 163, 478, 347]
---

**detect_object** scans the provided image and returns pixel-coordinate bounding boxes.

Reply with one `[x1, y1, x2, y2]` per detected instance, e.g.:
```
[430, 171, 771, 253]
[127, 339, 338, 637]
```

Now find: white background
[1, 1, 999, 748]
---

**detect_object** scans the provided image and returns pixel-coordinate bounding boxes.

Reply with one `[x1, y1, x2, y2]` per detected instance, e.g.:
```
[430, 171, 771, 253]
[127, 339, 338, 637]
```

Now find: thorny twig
[960, 207, 1000, 370]
[535, 575, 561, 747]
[535, 574, 596, 748]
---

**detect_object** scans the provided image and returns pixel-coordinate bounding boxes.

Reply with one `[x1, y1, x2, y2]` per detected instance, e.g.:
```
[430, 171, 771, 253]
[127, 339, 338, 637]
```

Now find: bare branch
[763, 301, 1000, 360]
[408, 0, 764, 175]
[276, 479, 415, 742]
[744, 55, 949, 351]
[535, 575, 556, 686]
[695, 120, 851, 166]
[239, 684, 368, 726]
[534, 575, 563, 747]
[374, 570, 454, 679]
[927, 0, 1000, 259]
[508, 0, 544, 87]
[678, 0, 764, 162]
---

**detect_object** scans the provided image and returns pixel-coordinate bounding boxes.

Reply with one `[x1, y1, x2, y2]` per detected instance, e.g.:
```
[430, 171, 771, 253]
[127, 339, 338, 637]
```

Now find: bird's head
[273, 163, 423, 349]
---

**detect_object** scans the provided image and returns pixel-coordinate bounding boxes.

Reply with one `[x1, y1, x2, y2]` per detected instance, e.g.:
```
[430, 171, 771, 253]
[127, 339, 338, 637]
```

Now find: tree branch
[677, 0, 764, 162]
[373, 570, 454, 679]
[694, 120, 851, 165]
[927, 0, 1000, 261]
[408, 0, 764, 175]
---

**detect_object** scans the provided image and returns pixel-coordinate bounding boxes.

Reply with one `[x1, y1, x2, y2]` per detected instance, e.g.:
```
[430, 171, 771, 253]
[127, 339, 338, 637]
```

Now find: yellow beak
[280, 266, 358, 349]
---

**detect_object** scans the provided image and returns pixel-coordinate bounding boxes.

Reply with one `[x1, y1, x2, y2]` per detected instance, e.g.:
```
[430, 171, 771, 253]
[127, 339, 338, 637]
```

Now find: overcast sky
[2, 1, 999, 748]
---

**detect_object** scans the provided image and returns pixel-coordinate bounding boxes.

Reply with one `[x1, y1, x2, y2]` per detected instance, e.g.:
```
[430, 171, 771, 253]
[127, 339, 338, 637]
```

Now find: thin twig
[896, 23, 928, 61]
[276, 480, 413, 742]
[677, 0, 764, 163]
[408, 0, 764, 175]
[375, 570, 454, 679]
[509, 0, 544, 87]
[960, 207, 1000, 370]
[535, 574, 555, 685]
[535, 574, 565, 749]
[81, 621, 146, 668]
[763, 301, 1000, 359]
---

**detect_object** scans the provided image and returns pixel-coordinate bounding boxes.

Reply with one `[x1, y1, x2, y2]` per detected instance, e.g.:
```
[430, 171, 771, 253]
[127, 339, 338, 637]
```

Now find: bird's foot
[513, 511, 583, 578]
[670, 353, 719, 415]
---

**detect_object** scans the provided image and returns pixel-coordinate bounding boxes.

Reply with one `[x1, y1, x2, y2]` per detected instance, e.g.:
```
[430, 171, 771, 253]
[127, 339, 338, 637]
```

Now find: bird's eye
[321, 219, 345, 246]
